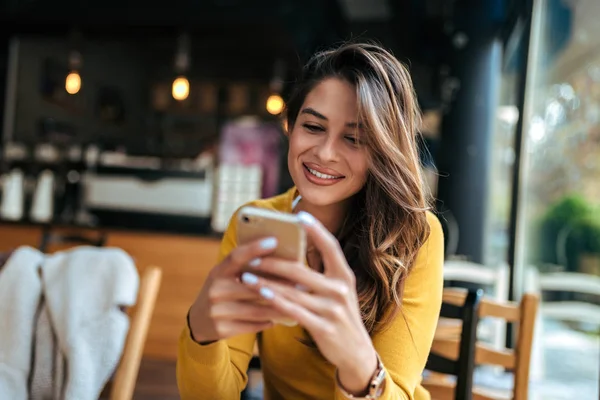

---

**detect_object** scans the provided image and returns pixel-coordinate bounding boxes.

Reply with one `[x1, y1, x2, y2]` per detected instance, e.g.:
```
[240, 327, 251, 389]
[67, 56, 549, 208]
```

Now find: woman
[177, 42, 444, 400]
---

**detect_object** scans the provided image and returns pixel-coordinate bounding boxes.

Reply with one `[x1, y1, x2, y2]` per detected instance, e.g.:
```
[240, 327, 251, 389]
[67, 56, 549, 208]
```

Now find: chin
[294, 177, 362, 208]
[296, 184, 346, 207]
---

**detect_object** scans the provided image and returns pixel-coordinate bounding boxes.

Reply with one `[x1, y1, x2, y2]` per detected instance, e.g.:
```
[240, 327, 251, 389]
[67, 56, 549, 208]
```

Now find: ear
[282, 118, 291, 137]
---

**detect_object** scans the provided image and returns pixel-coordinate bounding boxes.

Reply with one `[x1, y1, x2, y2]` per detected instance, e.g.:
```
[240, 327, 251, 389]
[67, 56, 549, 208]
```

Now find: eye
[303, 123, 324, 133]
[344, 135, 360, 145]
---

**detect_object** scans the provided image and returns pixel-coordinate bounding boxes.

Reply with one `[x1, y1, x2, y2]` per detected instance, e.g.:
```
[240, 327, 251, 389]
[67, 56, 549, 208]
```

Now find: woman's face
[288, 78, 370, 208]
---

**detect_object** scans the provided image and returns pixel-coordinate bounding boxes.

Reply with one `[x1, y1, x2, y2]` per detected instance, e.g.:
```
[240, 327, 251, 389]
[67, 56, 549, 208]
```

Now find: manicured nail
[248, 258, 261, 268]
[260, 237, 278, 249]
[241, 272, 259, 285]
[260, 287, 274, 300]
[297, 211, 316, 225]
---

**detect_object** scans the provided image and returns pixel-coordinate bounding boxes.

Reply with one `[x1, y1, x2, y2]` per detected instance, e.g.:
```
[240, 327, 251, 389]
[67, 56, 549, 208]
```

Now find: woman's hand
[240, 212, 379, 395]
[188, 236, 291, 344]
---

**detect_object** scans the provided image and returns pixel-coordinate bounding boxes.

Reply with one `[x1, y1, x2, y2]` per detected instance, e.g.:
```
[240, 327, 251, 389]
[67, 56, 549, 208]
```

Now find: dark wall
[0, 36, 7, 137]
[10, 37, 149, 145]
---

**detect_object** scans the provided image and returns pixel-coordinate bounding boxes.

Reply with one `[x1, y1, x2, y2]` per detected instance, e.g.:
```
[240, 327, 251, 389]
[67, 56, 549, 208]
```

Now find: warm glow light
[172, 76, 190, 101]
[266, 94, 284, 115]
[65, 72, 81, 95]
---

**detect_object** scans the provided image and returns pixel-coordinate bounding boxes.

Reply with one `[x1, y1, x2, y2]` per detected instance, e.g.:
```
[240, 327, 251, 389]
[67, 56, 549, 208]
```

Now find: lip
[302, 162, 345, 178]
[302, 163, 345, 186]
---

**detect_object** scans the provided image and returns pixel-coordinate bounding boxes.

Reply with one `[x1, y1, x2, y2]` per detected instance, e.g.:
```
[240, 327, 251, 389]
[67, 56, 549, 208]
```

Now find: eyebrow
[300, 107, 361, 128]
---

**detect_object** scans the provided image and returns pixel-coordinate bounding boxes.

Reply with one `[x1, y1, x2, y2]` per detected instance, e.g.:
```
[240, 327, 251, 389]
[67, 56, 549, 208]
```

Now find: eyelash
[303, 123, 323, 132]
[345, 136, 359, 145]
[302, 124, 360, 145]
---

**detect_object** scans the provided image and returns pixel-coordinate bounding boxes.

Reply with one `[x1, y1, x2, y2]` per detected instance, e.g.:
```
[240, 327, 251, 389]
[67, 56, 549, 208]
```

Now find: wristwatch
[336, 353, 386, 399]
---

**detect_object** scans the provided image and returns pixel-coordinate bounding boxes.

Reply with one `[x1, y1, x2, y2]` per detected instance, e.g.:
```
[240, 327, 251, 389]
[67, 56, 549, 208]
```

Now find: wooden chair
[443, 260, 510, 353]
[523, 268, 600, 380]
[101, 265, 163, 400]
[34, 227, 162, 399]
[425, 288, 484, 400]
[423, 288, 539, 400]
[536, 271, 600, 326]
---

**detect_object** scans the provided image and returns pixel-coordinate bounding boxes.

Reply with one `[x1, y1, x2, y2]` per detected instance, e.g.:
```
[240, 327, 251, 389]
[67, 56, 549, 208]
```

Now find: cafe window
[514, 0, 600, 397]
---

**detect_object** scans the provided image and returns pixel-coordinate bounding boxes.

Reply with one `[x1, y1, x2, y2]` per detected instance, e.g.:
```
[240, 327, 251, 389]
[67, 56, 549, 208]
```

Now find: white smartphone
[236, 206, 307, 326]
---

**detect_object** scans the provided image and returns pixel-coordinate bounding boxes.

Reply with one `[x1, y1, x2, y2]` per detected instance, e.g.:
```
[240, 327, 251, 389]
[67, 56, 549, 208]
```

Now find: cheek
[287, 131, 306, 171]
[350, 152, 370, 182]
[289, 134, 300, 154]
[288, 130, 312, 156]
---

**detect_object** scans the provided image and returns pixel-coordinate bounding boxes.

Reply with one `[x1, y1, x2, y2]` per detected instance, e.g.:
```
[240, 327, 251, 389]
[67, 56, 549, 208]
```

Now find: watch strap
[336, 353, 386, 399]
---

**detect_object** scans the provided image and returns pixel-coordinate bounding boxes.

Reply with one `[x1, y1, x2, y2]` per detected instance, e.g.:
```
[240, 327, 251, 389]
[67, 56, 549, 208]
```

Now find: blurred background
[0, 0, 598, 399]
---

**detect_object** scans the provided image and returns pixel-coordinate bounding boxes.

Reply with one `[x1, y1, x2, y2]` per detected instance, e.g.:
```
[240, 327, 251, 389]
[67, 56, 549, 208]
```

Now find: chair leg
[110, 267, 162, 400]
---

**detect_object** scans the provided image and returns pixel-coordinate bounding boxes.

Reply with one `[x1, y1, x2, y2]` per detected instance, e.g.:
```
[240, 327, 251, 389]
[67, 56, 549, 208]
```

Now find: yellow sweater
[177, 187, 444, 400]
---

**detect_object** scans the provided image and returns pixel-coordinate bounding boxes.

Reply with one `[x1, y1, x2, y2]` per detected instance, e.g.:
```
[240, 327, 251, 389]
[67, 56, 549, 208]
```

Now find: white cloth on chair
[0, 245, 139, 400]
[0, 246, 44, 399]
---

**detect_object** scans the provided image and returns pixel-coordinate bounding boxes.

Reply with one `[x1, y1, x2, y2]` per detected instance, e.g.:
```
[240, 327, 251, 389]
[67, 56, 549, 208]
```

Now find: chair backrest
[425, 288, 483, 400]
[39, 226, 108, 253]
[537, 271, 600, 325]
[107, 266, 162, 400]
[443, 260, 509, 295]
[426, 288, 539, 400]
[443, 261, 510, 354]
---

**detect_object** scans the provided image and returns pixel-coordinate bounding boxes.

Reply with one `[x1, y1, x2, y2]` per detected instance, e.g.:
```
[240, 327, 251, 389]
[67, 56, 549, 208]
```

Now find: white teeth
[307, 167, 340, 180]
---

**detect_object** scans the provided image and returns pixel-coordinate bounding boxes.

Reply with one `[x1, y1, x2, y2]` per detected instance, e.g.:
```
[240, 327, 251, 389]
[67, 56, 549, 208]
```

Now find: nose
[315, 135, 338, 163]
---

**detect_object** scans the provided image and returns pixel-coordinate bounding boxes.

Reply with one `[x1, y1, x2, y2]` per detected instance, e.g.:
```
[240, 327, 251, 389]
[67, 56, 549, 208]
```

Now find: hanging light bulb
[65, 71, 81, 94]
[266, 94, 284, 115]
[172, 76, 190, 101]
[65, 47, 82, 95]
[266, 58, 285, 115]
[172, 33, 191, 101]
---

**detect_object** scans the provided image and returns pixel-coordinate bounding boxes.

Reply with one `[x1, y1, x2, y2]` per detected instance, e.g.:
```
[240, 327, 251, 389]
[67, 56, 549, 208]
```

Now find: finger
[272, 283, 337, 318]
[297, 212, 354, 280]
[257, 285, 329, 336]
[242, 273, 349, 320]
[219, 236, 278, 276]
[211, 301, 291, 322]
[250, 257, 349, 297]
[210, 279, 264, 302]
[244, 276, 307, 295]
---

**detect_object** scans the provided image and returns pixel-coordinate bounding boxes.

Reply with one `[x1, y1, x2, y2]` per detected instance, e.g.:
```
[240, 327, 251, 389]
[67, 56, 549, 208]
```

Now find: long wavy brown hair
[285, 42, 431, 335]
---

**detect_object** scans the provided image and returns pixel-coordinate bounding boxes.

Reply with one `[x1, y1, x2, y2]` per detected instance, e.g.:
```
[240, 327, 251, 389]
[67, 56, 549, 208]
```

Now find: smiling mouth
[303, 163, 345, 180]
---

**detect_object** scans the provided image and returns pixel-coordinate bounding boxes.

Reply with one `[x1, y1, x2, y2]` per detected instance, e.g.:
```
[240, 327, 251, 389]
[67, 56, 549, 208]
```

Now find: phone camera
[242, 216, 250, 223]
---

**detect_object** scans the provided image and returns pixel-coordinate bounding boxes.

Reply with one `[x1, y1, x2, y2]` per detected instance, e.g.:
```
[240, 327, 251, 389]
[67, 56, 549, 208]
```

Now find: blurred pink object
[219, 118, 282, 198]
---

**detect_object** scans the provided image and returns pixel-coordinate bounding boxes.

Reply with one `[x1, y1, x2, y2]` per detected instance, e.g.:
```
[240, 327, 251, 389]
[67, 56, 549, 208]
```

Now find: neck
[295, 197, 349, 235]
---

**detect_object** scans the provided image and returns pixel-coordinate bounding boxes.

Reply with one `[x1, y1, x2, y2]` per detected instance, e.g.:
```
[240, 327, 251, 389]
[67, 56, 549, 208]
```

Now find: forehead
[302, 78, 358, 121]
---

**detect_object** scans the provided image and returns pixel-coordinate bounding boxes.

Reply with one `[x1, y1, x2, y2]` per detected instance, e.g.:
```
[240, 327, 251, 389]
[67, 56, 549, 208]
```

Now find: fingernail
[297, 211, 316, 225]
[260, 237, 278, 249]
[241, 272, 259, 285]
[260, 287, 275, 300]
[248, 258, 261, 268]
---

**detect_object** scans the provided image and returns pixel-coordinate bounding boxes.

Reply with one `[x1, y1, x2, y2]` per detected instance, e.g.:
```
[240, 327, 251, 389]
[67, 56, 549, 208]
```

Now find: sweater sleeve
[335, 212, 444, 400]
[176, 211, 257, 400]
